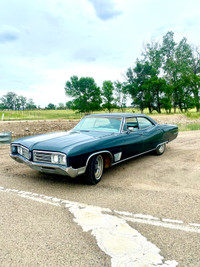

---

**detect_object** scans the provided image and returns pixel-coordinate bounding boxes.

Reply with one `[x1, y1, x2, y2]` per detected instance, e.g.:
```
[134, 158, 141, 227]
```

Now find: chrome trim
[85, 150, 114, 167]
[111, 142, 168, 166]
[119, 117, 126, 133]
[33, 150, 67, 156]
[156, 141, 168, 149]
[10, 141, 169, 178]
[121, 116, 158, 133]
[13, 144, 30, 160]
[10, 153, 85, 178]
[111, 148, 156, 166]
[32, 150, 67, 165]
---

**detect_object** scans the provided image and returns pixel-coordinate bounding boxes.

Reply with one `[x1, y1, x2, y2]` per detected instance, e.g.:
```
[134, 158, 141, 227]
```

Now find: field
[0, 109, 83, 121]
[0, 109, 200, 132]
[1, 108, 200, 120]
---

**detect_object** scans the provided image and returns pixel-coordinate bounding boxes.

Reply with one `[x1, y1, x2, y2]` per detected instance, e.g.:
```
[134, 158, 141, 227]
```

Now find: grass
[0, 108, 195, 121]
[0, 108, 149, 121]
[1, 109, 200, 132]
[0, 109, 200, 132]
[186, 111, 200, 119]
[0, 110, 83, 121]
[178, 123, 200, 131]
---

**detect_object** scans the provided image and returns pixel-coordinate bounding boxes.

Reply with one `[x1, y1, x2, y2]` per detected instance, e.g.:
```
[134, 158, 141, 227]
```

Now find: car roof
[86, 113, 158, 124]
[87, 113, 148, 118]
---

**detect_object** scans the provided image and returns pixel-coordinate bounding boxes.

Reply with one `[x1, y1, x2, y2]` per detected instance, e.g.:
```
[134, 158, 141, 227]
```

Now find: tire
[155, 143, 166, 155]
[85, 154, 104, 185]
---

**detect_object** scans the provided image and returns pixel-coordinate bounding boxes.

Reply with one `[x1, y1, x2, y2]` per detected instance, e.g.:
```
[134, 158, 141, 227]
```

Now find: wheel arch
[86, 150, 113, 169]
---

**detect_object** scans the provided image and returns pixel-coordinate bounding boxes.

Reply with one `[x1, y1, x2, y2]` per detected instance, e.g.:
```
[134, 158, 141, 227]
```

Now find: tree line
[0, 92, 37, 110]
[1, 31, 199, 113]
[0, 92, 67, 110]
[65, 31, 200, 113]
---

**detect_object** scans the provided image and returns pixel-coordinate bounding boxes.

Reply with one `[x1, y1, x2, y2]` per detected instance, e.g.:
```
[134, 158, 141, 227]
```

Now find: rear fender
[160, 125, 178, 142]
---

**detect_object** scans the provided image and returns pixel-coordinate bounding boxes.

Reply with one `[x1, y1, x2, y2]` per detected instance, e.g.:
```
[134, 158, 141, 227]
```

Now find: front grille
[17, 146, 29, 160]
[33, 151, 52, 164]
[22, 147, 29, 160]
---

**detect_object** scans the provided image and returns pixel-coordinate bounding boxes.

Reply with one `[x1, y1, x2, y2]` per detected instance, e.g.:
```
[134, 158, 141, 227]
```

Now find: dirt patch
[0, 120, 79, 137]
[0, 114, 199, 137]
[151, 114, 200, 125]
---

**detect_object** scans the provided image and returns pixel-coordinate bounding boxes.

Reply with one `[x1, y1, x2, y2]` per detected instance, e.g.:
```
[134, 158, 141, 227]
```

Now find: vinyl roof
[86, 113, 158, 124]
[87, 113, 148, 117]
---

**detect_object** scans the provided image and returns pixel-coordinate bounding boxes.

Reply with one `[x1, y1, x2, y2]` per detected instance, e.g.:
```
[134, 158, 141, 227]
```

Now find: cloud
[88, 0, 122, 20]
[0, 25, 20, 43]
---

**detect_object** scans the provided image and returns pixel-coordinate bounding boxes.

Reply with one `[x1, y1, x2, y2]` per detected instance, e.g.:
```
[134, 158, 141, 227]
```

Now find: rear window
[137, 117, 153, 129]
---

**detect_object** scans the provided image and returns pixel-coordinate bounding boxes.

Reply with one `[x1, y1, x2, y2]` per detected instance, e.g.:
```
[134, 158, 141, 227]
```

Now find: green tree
[18, 96, 27, 110]
[102, 80, 115, 112]
[64, 76, 102, 113]
[140, 41, 165, 113]
[161, 32, 194, 112]
[114, 81, 127, 111]
[189, 46, 200, 112]
[125, 61, 158, 113]
[161, 31, 177, 112]
[1, 92, 17, 110]
[66, 101, 73, 109]
[26, 99, 37, 110]
[57, 103, 65, 110]
[142, 40, 162, 73]
[0, 103, 6, 110]
[45, 103, 56, 110]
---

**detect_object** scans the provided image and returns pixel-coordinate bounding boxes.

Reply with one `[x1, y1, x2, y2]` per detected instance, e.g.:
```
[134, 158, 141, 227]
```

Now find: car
[10, 113, 178, 184]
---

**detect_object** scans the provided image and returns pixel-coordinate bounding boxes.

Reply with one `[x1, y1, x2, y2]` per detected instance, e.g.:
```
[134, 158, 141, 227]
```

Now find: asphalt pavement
[0, 131, 200, 266]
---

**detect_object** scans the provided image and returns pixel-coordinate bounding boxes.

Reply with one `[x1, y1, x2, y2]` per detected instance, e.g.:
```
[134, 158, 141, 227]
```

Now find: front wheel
[155, 143, 166, 155]
[85, 154, 104, 185]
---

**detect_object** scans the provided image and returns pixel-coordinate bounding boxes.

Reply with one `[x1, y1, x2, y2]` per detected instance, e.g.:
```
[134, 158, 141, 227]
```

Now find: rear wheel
[155, 143, 166, 155]
[85, 154, 104, 185]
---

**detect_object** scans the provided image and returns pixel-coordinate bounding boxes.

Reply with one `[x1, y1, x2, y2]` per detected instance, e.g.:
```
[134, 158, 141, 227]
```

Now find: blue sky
[0, 0, 200, 107]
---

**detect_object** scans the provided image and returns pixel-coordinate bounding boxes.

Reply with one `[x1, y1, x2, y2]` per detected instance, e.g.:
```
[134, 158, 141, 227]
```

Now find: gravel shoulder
[0, 114, 200, 137]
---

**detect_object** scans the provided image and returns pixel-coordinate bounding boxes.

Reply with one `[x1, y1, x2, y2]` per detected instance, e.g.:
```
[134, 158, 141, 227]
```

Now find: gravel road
[0, 129, 200, 266]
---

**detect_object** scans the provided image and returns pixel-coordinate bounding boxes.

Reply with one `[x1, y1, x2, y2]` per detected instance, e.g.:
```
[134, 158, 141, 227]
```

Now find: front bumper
[10, 154, 86, 178]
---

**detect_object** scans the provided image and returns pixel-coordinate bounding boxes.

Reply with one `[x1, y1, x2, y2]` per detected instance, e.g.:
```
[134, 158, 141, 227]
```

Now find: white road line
[0, 186, 178, 267]
[69, 205, 178, 267]
[0, 186, 199, 266]
[162, 218, 183, 224]
[114, 210, 160, 221]
[121, 216, 200, 234]
[0, 186, 200, 234]
[189, 223, 200, 227]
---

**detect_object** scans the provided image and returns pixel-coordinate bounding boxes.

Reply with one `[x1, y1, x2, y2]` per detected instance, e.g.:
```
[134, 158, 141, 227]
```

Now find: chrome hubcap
[94, 155, 103, 180]
[158, 144, 165, 153]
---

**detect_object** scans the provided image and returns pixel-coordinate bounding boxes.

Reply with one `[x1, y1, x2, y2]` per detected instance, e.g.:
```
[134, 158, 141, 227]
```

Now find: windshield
[74, 117, 122, 133]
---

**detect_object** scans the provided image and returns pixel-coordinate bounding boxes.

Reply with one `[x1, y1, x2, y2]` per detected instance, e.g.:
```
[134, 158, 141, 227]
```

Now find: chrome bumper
[10, 154, 86, 178]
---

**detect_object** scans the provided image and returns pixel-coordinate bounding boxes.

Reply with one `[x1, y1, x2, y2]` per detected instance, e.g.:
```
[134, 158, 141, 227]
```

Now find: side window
[137, 117, 153, 129]
[125, 117, 139, 131]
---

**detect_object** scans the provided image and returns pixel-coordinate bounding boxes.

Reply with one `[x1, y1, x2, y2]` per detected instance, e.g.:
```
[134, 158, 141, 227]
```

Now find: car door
[137, 117, 163, 152]
[122, 117, 144, 159]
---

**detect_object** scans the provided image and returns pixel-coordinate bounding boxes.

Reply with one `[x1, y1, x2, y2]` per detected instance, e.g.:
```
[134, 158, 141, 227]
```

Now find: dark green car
[10, 113, 178, 184]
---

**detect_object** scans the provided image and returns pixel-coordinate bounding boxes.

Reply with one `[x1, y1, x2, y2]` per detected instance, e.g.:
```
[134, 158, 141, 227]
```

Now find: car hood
[13, 131, 114, 152]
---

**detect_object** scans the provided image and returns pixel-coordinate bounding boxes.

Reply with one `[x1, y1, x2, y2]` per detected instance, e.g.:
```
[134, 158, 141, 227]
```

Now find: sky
[0, 0, 200, 108]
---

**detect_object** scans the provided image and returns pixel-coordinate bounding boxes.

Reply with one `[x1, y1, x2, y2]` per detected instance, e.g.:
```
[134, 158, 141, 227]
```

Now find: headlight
[11, 145, 17, 153]
[51, 154, 59, 164]
[17, 146, 23, 155]
[59, 154, 66, 165]
[51, 154, 66, 165]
